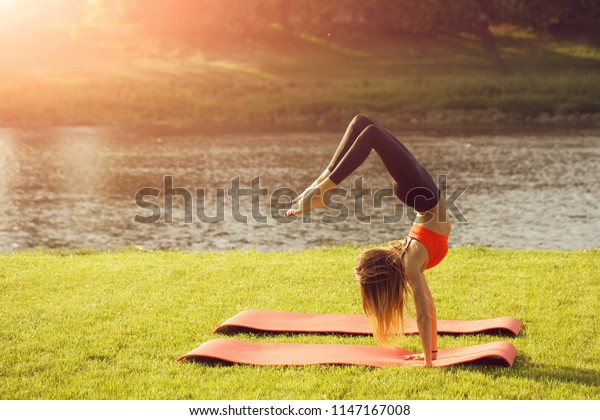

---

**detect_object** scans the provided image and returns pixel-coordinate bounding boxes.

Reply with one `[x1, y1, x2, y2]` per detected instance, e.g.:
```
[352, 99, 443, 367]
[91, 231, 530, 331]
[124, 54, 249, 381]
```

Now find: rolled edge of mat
[213, 310, 523, 336]
[178, 339, 518, 368]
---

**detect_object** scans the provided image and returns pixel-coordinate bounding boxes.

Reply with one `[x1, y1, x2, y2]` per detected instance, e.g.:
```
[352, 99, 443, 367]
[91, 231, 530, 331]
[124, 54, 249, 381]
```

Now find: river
[0, 125, 598, 252]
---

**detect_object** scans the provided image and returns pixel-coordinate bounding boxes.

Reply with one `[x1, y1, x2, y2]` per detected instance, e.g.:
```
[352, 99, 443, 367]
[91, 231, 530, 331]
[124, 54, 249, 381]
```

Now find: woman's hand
[401, 353, 433, 368]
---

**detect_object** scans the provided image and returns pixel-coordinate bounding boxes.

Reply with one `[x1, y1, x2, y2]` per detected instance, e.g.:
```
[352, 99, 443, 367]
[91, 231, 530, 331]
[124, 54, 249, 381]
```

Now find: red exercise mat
[214, 310, 523, 336]
[178, 338, 518, 368]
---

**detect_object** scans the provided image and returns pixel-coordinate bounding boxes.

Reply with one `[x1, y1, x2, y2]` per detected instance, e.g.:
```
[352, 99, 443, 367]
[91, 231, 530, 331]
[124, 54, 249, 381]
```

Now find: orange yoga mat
[178, 338, 518, 368]
[214, 310, 523, 336]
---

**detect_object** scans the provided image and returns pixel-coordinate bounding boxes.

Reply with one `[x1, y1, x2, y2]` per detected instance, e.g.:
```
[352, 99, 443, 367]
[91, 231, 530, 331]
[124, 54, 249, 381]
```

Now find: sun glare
[0, 0, 13, 9]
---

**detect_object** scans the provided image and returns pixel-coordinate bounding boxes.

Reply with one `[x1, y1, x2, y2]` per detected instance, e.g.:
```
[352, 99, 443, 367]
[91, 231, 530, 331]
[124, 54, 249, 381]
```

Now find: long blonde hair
[354, 240, 411, 344]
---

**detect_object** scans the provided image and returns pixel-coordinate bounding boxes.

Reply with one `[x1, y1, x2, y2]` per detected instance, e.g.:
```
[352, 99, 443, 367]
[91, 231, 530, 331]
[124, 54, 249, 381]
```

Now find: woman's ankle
[317, 169, 332, 184]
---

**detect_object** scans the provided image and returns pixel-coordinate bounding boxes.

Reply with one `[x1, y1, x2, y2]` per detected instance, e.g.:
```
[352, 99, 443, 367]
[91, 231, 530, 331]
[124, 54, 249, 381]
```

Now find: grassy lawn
[0, 246, 598, 399]
[1, 28, 600, 127]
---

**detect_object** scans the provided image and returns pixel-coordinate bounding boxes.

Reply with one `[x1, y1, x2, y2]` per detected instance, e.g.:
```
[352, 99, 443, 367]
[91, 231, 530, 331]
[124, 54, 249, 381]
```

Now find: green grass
[0, 246, 598, 399]
[1, 28, 600, 127]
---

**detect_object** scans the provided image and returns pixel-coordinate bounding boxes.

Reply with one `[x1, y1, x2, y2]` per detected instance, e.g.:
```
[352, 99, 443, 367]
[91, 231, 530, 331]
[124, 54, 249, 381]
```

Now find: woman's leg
[327, 114, 379, 173]
[328, 124, 440, 212]
[293, 114, 379, 203]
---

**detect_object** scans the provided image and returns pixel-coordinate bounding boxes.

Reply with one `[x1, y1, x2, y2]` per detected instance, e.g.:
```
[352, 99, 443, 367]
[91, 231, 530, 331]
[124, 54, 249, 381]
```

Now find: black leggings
[327, 115, 440, 212]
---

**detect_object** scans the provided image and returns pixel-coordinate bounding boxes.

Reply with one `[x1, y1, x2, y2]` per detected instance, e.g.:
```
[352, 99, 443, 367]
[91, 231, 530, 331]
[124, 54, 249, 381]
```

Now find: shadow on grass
[215, 326, 369, 337]
[470, 353, 600, 388]
[216, 325, 521, 338]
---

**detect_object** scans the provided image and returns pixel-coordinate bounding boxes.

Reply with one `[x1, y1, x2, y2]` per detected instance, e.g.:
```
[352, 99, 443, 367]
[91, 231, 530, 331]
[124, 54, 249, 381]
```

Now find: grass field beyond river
[0, 246, 598, 399]
[2, 28, 600, 127]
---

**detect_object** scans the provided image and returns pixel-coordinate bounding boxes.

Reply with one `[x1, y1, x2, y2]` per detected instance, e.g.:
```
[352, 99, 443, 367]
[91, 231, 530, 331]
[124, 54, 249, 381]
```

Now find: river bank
[1, 30, 600, 128]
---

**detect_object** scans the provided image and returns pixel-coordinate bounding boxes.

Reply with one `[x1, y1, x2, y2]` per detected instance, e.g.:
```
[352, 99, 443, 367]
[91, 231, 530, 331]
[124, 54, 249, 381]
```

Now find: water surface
[0, 126, 598, 252]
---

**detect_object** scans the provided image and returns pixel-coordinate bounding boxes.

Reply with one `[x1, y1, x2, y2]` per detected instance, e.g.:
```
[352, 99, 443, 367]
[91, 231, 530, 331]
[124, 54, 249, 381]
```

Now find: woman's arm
[423, 277, 438, 360]
[407, 270, 436, 367]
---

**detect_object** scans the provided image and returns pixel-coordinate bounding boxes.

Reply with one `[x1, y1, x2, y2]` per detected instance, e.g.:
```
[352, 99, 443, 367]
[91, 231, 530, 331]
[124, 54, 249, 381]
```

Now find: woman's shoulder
[402, 237, 429, 274]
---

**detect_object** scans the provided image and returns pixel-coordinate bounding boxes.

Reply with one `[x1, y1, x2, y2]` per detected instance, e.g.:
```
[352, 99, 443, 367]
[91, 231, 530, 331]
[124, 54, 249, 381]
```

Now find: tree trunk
[474, 0, 506, 71]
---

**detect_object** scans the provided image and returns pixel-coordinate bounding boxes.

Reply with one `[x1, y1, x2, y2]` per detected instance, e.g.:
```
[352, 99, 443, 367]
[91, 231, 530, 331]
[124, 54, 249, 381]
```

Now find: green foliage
[0, 247, 598, 399]
[10, 1, 600, 39]
[490, 0, 600, 31]
[97, 0, 600, 39]
[2, 31, 599, 127]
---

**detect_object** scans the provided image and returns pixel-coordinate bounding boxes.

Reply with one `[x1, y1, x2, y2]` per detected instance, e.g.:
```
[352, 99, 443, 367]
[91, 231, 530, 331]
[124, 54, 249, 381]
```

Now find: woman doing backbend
[285, 115, 451, 367]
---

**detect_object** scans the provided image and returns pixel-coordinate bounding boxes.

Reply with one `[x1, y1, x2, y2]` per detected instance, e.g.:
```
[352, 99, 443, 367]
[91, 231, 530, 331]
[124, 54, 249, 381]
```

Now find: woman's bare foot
[285, 178, 337, 216]
[292, 169, 332, 204]
[291, 181, 318, 204]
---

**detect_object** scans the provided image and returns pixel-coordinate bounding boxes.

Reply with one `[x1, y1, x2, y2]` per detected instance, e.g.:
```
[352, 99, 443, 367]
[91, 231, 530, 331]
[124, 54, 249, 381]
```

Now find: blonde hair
[354, 240, 411, 345]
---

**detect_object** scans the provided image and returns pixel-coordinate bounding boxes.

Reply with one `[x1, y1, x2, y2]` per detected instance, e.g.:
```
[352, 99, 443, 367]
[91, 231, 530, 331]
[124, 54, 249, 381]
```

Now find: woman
[285, 115, 451, 367]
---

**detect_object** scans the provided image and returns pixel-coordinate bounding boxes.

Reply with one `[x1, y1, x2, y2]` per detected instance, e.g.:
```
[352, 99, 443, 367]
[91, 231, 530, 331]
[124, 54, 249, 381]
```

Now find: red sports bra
[408, 224, 449, 270]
